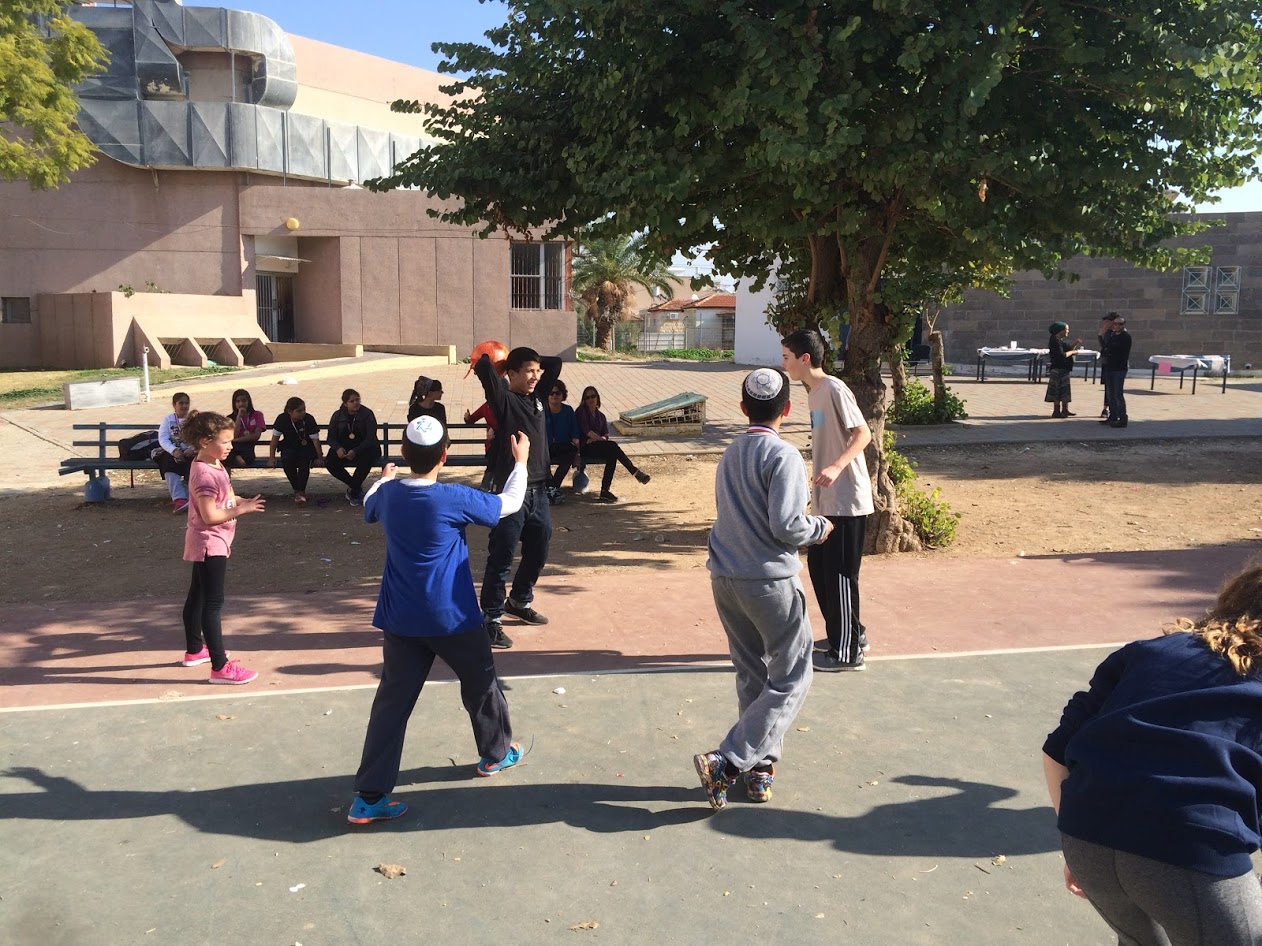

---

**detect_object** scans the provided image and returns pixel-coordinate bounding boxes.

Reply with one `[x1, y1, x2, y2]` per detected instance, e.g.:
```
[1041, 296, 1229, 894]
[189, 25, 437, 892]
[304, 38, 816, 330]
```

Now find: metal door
[255, 273, 295, 342]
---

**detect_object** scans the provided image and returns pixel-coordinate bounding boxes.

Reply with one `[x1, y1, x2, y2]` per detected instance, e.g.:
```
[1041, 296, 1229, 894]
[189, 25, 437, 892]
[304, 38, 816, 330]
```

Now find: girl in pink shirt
[180, 411, 266, 684]
[227, 388, 267, 467]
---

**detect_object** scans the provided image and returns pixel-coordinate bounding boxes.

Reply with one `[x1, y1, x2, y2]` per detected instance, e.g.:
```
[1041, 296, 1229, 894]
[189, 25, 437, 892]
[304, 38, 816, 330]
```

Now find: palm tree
[571, 233, 675, 351]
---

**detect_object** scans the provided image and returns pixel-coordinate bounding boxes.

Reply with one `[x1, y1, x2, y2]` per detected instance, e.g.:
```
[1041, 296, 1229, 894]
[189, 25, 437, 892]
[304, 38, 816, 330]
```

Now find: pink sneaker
[209, 659, 258, 685]
[181, 647, 229, 667]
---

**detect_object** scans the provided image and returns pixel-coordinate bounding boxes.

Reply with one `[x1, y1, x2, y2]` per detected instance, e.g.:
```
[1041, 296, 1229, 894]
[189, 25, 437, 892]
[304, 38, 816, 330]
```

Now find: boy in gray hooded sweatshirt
[694, 367, 833, 809]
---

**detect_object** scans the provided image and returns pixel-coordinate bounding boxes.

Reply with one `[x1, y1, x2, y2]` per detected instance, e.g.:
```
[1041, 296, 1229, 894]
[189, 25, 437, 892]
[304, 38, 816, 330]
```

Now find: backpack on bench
[117, 430, 161, 461]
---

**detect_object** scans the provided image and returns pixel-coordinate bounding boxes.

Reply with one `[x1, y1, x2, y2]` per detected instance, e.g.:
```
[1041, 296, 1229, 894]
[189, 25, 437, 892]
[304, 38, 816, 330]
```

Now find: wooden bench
[60, 421, 490, 500]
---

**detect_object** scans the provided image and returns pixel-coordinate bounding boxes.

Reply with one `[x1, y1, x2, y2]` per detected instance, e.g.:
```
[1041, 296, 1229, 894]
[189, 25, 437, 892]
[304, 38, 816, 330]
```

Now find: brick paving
[5, 354, 1260, 497]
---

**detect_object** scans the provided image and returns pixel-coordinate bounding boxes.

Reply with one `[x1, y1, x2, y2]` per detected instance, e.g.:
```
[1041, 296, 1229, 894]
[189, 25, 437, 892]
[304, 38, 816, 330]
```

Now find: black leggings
[183, 555, 229, 670]
[280, 454, 312, 493]
[580, 440, 637, 492]
[326, 452, 378, 495]
[547, 441, 579, 489]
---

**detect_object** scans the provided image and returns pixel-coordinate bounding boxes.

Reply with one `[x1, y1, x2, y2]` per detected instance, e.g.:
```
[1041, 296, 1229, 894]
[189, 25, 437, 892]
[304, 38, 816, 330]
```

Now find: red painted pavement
[1, 545, 1249, 709]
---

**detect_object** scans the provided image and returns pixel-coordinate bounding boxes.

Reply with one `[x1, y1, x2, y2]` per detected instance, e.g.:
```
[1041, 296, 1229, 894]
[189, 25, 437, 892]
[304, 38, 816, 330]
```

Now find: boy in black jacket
[475, 346, 562, 649]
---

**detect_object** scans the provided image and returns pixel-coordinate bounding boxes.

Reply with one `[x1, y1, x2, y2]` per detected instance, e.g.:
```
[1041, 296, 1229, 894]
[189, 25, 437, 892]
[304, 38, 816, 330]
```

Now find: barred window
[510, 242, 565, 310]
[1182, 265, 1241, 316]
[1216, 266, 1240, 315]
[1, 297, 31, 324]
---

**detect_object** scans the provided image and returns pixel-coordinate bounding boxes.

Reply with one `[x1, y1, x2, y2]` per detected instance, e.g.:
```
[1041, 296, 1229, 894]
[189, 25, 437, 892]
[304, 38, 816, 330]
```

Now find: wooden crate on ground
[612, 393, 707, 436]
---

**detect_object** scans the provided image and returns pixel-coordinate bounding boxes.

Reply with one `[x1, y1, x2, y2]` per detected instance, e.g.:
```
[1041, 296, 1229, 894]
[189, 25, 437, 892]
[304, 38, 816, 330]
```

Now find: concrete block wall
[938, 213, 1262, 369]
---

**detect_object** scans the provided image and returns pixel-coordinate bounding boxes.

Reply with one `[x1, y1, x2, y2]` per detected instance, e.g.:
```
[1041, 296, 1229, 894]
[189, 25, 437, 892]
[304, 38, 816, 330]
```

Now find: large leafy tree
[572, 233, 676, 351]
[374, 0, 1262, 550]
[1, 0, 106, 189]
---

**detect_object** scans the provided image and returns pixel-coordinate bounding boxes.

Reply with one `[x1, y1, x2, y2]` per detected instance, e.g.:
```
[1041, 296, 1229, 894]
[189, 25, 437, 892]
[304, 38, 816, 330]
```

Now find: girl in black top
[268, 396, 322, 504]
[407, 377, 447, 426]
[325, 388, 381, 505]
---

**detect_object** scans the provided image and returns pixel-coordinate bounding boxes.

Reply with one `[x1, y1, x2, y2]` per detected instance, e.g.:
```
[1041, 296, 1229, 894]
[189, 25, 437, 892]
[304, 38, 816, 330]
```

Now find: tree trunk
[593, 320, 613, 351]
[889, 348, 907, 406]
[930, 329, 947, 412]
[827, 240, 922, 554]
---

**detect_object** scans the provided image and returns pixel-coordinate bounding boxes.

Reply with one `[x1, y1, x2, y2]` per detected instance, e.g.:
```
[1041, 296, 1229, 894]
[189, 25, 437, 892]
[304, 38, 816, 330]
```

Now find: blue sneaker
[476, 742, 523, 777]
[347, 795, 408, 824]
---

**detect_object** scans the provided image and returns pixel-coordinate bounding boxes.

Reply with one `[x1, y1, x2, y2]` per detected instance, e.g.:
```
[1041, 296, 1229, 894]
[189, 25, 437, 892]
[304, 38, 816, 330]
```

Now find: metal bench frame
[60, 421, 490, 498]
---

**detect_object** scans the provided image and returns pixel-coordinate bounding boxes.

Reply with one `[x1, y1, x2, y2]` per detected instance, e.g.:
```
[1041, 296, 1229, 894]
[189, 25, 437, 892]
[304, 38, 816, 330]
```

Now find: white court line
[0, 642, 1123, 715]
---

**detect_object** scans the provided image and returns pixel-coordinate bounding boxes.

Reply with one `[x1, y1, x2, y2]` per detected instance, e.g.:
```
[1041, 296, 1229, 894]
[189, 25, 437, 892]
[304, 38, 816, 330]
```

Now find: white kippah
[744, 367, 784, 401]
[405, 415, 444, 447]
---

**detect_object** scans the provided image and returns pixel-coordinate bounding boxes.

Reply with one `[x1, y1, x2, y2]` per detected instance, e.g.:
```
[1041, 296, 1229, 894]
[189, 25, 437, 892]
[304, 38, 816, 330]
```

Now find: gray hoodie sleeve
[766, 449, 830, 548]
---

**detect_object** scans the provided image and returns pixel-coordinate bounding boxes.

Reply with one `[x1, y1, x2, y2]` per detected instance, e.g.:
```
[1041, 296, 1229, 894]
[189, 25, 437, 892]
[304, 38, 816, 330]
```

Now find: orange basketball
[466, 339, 509, 378]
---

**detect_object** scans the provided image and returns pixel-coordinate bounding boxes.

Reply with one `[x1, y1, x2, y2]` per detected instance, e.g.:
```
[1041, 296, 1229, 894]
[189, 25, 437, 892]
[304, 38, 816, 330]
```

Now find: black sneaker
[486, 620, 514, 649]
[598, 490, 619, 503]
[634, 470, 651, 485]
[1109, 419, 1128, 428]
[505, 600, 549, 625]
[813, 650, 866, 673]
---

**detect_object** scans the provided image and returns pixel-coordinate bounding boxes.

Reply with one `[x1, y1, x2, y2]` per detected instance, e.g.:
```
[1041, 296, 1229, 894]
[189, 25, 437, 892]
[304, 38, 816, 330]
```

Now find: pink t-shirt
[184, 460, 237, 560]
[234, 409, 267, 438]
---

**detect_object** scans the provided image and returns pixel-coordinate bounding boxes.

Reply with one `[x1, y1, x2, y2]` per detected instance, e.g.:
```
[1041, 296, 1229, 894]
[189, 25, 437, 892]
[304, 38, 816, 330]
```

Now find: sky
[218, 0, 510, 73]
[189, 0, 1262, 214]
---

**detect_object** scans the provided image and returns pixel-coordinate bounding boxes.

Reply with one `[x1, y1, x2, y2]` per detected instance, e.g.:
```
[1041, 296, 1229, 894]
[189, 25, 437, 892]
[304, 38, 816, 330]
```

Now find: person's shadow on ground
[2, 768, 1056, 857]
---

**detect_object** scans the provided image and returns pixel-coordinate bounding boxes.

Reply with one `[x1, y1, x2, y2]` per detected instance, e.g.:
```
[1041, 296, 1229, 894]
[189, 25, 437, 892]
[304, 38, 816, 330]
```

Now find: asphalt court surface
[2, 648, 1133, 946]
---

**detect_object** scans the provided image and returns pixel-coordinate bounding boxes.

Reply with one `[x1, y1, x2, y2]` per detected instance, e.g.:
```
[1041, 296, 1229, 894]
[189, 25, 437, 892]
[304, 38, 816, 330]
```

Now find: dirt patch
[5, 439, 1260, 606]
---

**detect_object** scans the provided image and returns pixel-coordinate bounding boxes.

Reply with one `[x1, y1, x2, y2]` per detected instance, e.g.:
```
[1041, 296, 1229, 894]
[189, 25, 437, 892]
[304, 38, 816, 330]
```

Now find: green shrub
[654, 348, 733, 361]
[897, 484, 960, 548]
[888, 378, 968, 425]
[882, 430, 960, 547]
[882, 429, 915, 487]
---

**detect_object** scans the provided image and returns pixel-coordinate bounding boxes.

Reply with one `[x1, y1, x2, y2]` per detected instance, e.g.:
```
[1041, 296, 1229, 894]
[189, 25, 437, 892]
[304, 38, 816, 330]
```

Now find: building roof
[647, 292, 736, 312]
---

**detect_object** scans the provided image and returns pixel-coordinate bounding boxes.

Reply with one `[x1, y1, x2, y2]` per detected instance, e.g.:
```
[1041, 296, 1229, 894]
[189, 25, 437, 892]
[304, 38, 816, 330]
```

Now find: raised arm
[474, 354, 509, 418]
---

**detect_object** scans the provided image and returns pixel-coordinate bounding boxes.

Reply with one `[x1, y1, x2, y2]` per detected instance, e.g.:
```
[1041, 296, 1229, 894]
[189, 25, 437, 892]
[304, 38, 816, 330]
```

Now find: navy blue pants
[481, 486, 552, 619]
[354, 629, 513, 795]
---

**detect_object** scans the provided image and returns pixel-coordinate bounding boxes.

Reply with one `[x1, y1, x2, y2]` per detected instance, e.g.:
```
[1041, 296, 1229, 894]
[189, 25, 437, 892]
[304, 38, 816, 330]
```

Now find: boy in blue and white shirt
[347, 416, 530, 825]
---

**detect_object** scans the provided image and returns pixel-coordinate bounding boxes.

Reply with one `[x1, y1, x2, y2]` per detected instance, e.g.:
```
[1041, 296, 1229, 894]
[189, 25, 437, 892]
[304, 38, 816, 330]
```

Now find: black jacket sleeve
[326, 409, 348, 452]
[474, 354, 509, 419]
[1115, 332, 1133, 366]
[538, 356, 563, 402]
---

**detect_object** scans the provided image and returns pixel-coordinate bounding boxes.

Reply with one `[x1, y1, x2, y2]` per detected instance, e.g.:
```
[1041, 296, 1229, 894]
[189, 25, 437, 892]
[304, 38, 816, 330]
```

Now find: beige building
[0, 0, 574, 370]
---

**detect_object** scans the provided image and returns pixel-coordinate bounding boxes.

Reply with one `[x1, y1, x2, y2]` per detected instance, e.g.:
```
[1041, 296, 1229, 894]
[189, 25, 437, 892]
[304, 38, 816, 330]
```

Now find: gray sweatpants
[710, 575, 813, 772]
[1062, 834, 1262, 946]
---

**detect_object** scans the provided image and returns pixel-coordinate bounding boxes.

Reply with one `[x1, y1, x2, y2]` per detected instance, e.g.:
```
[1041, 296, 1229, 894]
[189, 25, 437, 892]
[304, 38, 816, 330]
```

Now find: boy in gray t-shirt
[782, 329, 874, 671]
[694, 368, 833, 810]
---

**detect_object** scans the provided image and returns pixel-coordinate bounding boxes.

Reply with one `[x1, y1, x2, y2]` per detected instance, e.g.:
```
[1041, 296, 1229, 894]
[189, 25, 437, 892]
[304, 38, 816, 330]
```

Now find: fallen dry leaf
[215, 714, 235, 721]
[375, 863, 407, 879]
[991, 854, 1007, 867]
[210, 859, 226, 869]
[568, 920, 599, 931]
[796, 726, 810, 732]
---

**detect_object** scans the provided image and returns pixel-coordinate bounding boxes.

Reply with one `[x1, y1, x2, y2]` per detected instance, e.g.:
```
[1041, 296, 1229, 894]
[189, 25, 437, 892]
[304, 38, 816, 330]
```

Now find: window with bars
[1182, 265, 1241, 315]
[510, 242, 565, 310]
[1216, 266, 1240, 315]
[1, 297, 32, 324]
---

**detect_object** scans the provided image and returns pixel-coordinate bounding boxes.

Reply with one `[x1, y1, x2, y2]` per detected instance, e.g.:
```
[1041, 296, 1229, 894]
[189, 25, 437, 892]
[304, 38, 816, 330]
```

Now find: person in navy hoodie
[1043, 561, 1262, 944]
[346, 416, 530, 825]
